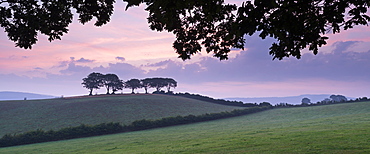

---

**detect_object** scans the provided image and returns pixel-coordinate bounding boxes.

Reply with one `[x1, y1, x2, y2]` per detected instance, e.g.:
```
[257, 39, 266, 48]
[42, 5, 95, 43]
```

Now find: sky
[1, 1, 370, 99]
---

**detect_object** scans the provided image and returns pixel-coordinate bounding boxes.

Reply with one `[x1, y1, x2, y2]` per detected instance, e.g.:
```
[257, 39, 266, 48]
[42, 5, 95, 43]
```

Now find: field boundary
[0, 106, 272, 147]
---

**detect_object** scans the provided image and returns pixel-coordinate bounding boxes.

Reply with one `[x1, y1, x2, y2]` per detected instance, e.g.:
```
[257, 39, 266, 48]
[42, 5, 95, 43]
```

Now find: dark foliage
[82, 73, 178, 95]
[124, 78, 142, 94]
[124, 0, 370, 60]
[0, 0, 114, 49]
[172, 92, 258, 107]
[0, 123, 123, 147]
[1, 0, 369, 60]
[82, 72, 124, 95]
[102, 74, 124, 95]
[81, 72, 104, 95]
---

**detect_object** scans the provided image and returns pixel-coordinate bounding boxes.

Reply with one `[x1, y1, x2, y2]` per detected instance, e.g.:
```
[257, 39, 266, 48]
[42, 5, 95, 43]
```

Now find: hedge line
[172, 92, 261, 107]
[0, 106, 272, 147]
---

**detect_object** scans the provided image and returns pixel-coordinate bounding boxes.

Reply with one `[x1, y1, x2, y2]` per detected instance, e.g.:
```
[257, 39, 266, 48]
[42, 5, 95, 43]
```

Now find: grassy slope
[1, 101, 369, 153]
[0, 94, 244, 136]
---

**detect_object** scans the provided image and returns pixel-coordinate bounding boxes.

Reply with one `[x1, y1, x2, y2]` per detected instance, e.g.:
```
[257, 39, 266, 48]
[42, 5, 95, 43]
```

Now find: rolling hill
[225, 94, 346, 105]
[1, 101, 369, 153]
[0, 91, 55, 101]
[0, 94, 245, 137]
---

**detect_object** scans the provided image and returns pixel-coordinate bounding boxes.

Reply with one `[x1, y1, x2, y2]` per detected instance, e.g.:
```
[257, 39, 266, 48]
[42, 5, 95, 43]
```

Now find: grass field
[0, 94, 244, 136]
[1, 101, 369, 153]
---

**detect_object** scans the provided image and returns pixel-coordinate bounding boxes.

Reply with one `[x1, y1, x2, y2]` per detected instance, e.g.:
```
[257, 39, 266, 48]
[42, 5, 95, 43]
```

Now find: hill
[0, 94, 244, 136]
[226, 94, 342, 105]
[0, 91, 55, 101]
[1, 101, 369, 153]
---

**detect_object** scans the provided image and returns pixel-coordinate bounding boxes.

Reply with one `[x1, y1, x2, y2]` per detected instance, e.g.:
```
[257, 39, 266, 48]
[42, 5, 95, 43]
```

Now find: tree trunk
[106, 87, 110, 94]
[167, 86, 170, 93]
[89, 89, 93, 96]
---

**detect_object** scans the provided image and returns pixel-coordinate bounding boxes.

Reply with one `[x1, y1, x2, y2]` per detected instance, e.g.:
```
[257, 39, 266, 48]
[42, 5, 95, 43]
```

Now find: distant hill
[225, 94, 349, 105]
[0, 91, 56, 101]
[0, 94, 245, 136]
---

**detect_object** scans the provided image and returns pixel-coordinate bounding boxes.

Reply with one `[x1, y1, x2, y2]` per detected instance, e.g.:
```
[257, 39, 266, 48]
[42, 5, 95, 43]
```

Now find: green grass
[0, 94, 244, 136]
[1, 101, 369, 153]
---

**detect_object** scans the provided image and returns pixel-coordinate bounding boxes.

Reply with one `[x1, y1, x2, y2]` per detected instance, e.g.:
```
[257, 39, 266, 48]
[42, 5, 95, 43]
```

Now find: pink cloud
[325, 25, 370, 45]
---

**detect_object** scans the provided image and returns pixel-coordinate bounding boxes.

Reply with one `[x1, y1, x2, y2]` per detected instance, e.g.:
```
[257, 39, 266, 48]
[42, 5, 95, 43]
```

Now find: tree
[1, 0, 369, 60]
[141, 78, 152, 94]
[102, 74, 122, 94]
[259, 102, 272, 107]
[301, 97, 311, 105]
[164, 78, 177, 93]
[149, 78, 168, 92]
[124, 79, 142, 94]
[0, 0, 114, 49]
[330, 94, 347, 102]
[111, 79, 124, 94]
[81, 72, 104, 95]
[321, 98, 332, 104]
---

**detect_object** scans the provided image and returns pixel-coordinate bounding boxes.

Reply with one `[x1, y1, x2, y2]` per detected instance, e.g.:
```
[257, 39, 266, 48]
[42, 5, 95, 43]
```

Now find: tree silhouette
[301, 97, 311, 105]
[81, 72, 104, 95]
[1, 0, 369, 60]
[111, 79, 124, 94]
[124, 79, 142, 94]
[145, 77, 177, 93]
[102, 74, 122, 94]
[164, 78, 177, 93]
[149, 78, 168, 92]
[330, 95, 347, 102]
[141, 78, 152, 94]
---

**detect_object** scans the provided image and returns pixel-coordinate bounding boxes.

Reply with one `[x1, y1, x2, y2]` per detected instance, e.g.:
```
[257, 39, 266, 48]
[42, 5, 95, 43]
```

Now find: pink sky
[1, 1, 370, 100]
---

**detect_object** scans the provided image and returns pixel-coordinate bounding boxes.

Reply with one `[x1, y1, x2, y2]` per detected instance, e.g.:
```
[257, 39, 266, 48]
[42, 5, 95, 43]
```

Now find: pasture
[1, 101, 369, 153]
[0, 94, 244, 136]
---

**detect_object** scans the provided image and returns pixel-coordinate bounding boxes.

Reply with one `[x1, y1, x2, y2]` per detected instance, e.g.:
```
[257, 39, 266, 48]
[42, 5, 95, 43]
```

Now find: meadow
[0, 94, 244, 136]
[1, 101, 369, 153]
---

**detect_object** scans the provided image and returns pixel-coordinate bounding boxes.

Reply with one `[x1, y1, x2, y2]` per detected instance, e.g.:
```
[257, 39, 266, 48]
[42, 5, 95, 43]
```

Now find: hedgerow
[0, 106, 272, 147]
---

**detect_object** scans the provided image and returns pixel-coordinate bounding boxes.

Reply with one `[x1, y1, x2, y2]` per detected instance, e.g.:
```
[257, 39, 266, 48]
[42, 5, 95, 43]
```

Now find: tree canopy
[301, 97, 311, 105]
[124, 78, 142, 94]
[141, 78, 152, 94]
[102, 74, 123, 94]
[1, 0, 369, 60]
[81, 72, 177, 95]
[81, 72, 104, 95]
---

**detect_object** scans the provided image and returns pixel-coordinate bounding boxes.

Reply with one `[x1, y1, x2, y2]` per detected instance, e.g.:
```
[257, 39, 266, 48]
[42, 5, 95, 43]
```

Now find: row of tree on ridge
[81, 72, 177, 95]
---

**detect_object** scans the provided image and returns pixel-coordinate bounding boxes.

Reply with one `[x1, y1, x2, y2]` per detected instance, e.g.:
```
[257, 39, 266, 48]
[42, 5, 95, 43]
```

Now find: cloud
[69, 57, 95, 63]
[2, 37, 370, 98]
[145, 59, 173, 67]
[56, 58, 145, 81]
[60, 63, 92, 75]
[0, 60, 147, 96]
[115, 56, 125, 61]
[97, 62, 145, 79]
[53, 60, 70, 68]
[75, 58, 95, 63]
[145, 35, 370, 84]
[332, 41, 360, 53]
